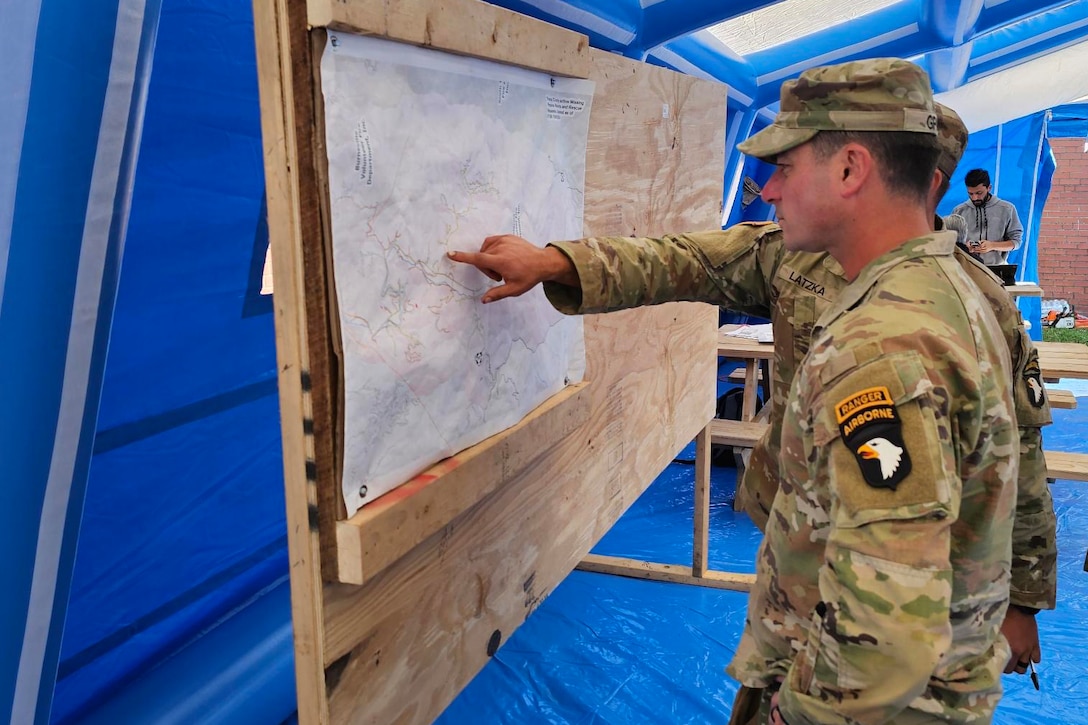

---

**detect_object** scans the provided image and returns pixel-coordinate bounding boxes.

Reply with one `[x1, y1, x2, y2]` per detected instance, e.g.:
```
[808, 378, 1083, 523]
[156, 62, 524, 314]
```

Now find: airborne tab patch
[835, 386, 912, 490]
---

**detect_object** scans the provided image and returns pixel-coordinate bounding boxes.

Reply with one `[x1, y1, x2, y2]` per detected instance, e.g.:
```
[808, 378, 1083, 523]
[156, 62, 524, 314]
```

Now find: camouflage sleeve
[778, 351, 966, 724]
[1010, 331, 1057, 609]
[541, 223, 783, 316]
[1010, 425, 1058, 609]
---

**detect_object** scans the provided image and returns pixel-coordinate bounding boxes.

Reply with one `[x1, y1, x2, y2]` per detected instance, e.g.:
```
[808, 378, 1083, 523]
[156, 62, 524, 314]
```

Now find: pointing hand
[448, 234, 577, 303]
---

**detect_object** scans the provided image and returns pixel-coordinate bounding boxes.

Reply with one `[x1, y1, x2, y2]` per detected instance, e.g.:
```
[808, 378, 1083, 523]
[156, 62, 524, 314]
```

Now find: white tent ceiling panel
[936, 37, 1088, 131]
[707, 0, 899, 56]
[501, 0, 1088, 132]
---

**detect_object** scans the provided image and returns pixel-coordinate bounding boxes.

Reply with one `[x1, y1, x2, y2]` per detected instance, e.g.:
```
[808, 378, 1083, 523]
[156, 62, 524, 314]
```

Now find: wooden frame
[253, 0, 725, 722]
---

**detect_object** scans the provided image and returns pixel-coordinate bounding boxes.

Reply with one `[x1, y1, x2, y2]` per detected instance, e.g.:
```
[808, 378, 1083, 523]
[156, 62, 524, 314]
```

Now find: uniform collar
[815, 230, 958, 332]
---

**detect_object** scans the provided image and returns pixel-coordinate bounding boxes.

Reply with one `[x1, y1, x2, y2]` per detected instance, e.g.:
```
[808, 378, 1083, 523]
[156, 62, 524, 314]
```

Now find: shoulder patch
[1022, 356, 1046, 409]
[835, 386, 912, 489]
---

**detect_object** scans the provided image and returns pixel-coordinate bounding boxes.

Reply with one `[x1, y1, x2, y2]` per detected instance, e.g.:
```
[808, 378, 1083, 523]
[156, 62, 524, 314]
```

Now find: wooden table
[1037, 341, 1088, 380]
[1005, 283, 1043, 297]
[718, 328, 1086, 406]
[717, 325, 775, 420]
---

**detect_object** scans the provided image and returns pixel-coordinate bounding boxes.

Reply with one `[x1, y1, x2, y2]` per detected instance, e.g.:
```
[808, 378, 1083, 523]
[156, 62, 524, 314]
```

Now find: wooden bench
[709, 418, 768, 448]
[725, 368, 763, 383]
[1046, 451, 1088, 482]
[1047, 388, 1077, 409]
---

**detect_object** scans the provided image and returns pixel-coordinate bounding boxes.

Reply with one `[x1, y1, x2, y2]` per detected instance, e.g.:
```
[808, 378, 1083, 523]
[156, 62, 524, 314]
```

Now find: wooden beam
[335, 382, 592, 584]
[307, 0, 592, 78]
[577, 554, 755, 592]
[741, 361, 759, 420]
[252, 0, 332, 720]
[692, 423, 711, 577]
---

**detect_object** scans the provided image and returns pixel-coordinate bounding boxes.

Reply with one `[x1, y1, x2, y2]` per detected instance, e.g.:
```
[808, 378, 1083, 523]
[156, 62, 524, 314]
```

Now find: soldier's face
[760, 143, 838, 253]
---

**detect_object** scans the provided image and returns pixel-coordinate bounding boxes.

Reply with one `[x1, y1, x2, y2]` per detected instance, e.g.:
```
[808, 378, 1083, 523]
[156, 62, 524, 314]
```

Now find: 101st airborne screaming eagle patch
[1022, 356, 1047, 408]
[835, 386, 912, 490]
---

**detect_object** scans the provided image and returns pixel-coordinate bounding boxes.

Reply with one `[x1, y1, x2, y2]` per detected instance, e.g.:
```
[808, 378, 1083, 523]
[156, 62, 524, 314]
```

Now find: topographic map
[320, 34, 594, 515]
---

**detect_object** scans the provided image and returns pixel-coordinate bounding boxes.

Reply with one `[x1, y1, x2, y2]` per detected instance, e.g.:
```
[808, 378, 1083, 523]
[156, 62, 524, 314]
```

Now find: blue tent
[5, 1, 1088, 722]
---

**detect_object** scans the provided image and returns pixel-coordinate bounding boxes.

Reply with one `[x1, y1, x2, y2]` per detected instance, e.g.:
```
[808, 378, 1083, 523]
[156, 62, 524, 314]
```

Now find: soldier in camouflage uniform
[930, 104, 1056, 676]
[451, 60, 1023, 723]
[722, 103, 1055, 674]
[721, 59, 1016, 725]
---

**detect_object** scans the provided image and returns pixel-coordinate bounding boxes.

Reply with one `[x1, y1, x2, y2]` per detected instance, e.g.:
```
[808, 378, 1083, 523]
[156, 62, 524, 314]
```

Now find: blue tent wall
[1, 0, 162, 722]
[50, 0, 288, 721]
[1049, 103, 1088, 138]
[937, 112, 1052, 340]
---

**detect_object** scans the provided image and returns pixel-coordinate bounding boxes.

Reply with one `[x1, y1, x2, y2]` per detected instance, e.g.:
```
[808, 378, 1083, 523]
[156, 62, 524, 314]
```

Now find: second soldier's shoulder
[953, 248, 1004, 287]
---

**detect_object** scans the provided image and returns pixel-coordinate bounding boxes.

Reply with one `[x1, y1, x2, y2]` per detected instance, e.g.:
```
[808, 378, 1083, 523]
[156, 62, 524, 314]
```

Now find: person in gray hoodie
[952, 168, 1024, 265]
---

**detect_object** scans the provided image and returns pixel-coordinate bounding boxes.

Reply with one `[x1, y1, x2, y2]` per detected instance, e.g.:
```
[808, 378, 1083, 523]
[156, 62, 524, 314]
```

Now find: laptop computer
[987, 264, 1018, 286]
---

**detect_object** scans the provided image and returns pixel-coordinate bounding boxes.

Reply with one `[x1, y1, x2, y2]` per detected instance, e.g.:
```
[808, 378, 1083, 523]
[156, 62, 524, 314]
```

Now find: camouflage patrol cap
[737, 58, 938, 161]
[935, 102, 968, 178]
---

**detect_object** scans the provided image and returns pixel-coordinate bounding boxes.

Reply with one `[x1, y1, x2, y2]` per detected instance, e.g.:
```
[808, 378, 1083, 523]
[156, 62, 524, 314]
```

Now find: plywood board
[319, 47, 723, 725]
[254, 0, 726, 722]
[334, 382, 592, 584]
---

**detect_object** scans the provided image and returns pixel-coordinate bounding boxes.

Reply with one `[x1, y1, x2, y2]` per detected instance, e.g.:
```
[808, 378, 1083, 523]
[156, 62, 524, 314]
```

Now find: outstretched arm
[448, 234, 578, 303]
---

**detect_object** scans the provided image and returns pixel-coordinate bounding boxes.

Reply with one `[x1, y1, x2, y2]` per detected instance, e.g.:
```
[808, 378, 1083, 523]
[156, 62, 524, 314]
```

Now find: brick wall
[1037, 138, 1088, 311]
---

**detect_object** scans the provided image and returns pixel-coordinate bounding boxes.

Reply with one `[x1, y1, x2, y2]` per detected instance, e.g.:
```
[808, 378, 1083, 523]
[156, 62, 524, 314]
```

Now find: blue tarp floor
[436, 378, 1088, 725]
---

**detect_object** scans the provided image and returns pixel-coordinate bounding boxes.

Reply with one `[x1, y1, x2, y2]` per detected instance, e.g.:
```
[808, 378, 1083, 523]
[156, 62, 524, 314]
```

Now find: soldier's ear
[837, 143, 872, 198]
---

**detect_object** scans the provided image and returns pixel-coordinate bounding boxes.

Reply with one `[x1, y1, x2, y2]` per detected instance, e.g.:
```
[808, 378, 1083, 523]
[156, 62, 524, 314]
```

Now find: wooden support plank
[307, 0, 591, 78]
[692, 423, 712, 577]
[1046, 450, 1088, 482]
[709, 418, 768, 449]
[1047, 388, 1077, 409]
[335, 382, 591, 584]
[252, 0, 332, 720]
[577, 554, 755, 592]
[741, 361, 759, 420]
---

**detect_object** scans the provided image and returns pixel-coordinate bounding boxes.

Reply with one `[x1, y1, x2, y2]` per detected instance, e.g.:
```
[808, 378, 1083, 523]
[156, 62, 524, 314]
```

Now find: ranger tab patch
[835, 386, 912, 490]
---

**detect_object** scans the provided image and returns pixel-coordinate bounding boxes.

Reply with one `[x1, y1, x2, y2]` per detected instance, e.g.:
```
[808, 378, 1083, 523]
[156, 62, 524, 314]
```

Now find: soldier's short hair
[808, 130, 939, 203]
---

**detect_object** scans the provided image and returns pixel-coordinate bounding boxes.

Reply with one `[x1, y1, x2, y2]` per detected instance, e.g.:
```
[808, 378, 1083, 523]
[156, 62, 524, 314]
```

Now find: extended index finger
[447, 250, 502, 281]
